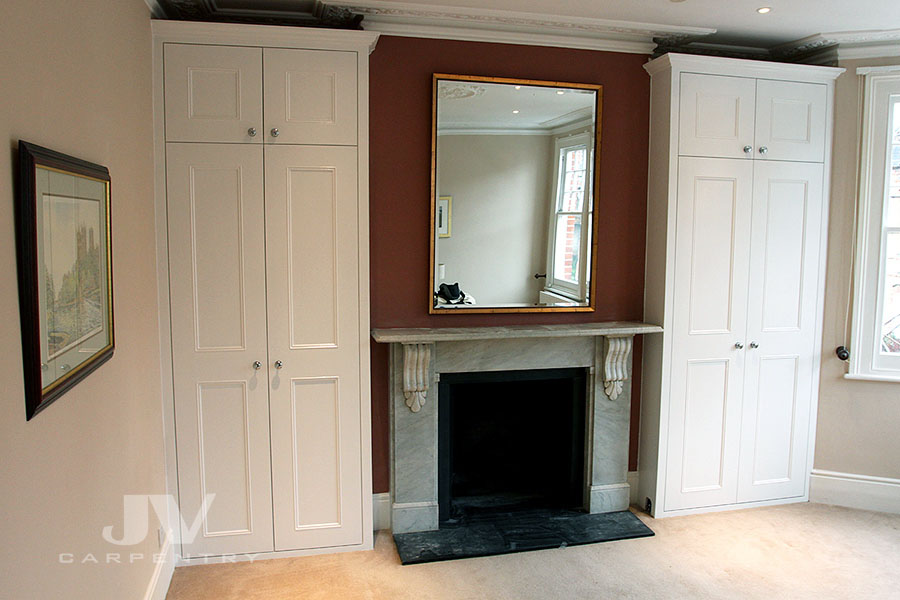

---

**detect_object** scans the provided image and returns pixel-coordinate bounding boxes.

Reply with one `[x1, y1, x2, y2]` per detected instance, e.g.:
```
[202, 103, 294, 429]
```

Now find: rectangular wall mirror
[430, 74, 602, 313]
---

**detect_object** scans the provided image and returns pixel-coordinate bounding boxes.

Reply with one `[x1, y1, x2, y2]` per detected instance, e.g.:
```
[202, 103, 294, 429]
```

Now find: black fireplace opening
[438, 367, 587, 522]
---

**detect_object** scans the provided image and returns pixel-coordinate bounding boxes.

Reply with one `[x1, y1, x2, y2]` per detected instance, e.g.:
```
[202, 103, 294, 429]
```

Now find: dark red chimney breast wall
[368, 36, 651, 492]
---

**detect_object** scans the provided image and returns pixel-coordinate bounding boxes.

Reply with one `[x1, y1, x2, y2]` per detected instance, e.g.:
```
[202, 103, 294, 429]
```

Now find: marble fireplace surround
[372, 322, 662, 533]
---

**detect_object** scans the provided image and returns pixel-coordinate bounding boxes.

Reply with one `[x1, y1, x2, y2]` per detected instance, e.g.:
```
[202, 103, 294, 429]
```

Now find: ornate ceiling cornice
[328, 0, 715, 54]
[153, 0, 364, 29]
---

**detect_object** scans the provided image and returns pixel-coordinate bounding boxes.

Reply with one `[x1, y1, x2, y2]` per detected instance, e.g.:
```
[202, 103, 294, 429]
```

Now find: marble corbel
[402, 343, 432, 412]
[602, 335, 634, 400]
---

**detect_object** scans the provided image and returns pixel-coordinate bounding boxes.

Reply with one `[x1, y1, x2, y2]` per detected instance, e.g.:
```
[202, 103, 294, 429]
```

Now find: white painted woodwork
[264, 48, 358, 145]
[755, 80, 827, 162]
[664, 157, 753, 511]
[165, 143, 274, 556]
[737, 161, 824, 502]
[678, 73, 757, 159]
[265, 145, 363, 550]
[164, 44, 263, 144]
[640, 54, 841, 518]
[154, 23, 376, 562]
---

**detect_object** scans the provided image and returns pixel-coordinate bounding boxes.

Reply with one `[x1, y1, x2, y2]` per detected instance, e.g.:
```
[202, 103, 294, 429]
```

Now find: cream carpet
[166, 503, 899, 599]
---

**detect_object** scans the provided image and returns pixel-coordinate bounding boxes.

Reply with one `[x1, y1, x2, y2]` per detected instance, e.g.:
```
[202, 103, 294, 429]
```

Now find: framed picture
[16, 142, 114, 420]
[437, 195, 452, 238]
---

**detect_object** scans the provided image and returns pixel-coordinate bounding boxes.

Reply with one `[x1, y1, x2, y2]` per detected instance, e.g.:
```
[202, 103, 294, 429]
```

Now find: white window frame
[545, 132, 593, 301]
[848, 65, 900, 381]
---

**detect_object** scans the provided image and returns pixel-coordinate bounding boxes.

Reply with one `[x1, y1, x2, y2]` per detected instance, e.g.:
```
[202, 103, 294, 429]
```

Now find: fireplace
[372, 323, 661, 534]
[438, 368, 587, 521]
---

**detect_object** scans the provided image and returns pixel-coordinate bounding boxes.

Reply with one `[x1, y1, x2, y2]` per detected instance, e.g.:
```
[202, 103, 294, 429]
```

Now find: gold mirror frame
[429, 73, 603, 314]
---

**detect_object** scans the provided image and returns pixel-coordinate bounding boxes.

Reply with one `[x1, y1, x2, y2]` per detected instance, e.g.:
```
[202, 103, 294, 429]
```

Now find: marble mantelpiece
[372, 322, 662, 533]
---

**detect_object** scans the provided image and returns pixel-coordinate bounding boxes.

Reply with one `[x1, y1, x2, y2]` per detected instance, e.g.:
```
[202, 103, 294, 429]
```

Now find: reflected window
[547, 134, 592, 299]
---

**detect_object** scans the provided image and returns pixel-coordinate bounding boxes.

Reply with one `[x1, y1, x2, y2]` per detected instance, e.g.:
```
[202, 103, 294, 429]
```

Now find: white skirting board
[373, 492, 391, 531]
[372, 472, 642, 532]
[809, 469, 900, 514]
[144, 530, 175, 600]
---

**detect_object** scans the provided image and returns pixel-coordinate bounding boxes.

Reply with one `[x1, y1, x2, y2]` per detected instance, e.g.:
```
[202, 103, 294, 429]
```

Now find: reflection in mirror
[430, 74, 602, 313]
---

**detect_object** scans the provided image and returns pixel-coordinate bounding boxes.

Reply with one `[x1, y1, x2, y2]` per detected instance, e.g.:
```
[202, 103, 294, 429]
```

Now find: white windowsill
[843, 372, 900, 383]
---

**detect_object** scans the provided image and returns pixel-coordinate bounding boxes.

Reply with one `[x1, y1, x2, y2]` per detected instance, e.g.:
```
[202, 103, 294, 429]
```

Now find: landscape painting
[17, 141, 114, 419]
[42, 193, 104, 358]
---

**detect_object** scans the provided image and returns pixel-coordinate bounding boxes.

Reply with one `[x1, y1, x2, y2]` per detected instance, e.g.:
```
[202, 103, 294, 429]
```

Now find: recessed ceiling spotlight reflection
[557, 90, 565, 95]
[512, 110, 520, 114]
[757, 6, 771, 13]
[515, 85, 521, 89]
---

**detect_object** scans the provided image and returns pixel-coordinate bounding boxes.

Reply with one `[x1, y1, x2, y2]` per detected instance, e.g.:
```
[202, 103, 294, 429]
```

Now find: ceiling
[341, 0, 900, 48]
[436, 79, 595, 131]
[150, 0, 900, 54]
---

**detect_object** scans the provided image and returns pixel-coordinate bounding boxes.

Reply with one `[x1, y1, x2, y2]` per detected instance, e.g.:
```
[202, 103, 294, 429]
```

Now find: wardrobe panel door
[664, 157, 753, 512]
[264, 48, 358, 145]
[166, 143, 274, 557]
[738, 161, 823, 502]
[265, 145, 363, 550]
[678, 73, 757, 159]
[164, 44, 263, 143]
[755, 80, 826, 162]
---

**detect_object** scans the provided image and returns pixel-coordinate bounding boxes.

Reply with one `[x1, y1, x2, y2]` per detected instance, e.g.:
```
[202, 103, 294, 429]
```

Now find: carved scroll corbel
[603, 335, 633, 400]
[402, 343, 431, 412]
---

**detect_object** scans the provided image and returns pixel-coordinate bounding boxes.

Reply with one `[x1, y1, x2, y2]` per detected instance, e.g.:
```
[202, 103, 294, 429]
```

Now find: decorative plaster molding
[602, 335, 633, 400]
[776, 29, 900, 61]
[402, 343, 431, 412]
[329, 0, 715, 55]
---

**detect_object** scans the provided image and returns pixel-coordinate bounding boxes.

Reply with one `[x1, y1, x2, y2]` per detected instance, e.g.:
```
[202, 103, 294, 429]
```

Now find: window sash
[546, 133, 592, 300]
[849, 70, 900, 379]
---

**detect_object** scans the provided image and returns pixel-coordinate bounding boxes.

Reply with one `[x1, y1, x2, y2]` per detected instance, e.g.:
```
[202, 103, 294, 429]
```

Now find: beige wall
[816, 56, 900, 479]
[0, 1, 167, 598]
[436, 134, 552, 304]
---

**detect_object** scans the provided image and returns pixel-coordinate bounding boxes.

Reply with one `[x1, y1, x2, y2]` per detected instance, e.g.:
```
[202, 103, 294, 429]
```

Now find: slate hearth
[393, 508, 654, 565]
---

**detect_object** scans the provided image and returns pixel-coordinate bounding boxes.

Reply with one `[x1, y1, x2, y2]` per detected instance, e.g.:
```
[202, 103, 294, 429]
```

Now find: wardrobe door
[166, 143, 274, 557]
[678, 73, 757, 159]
[664, 157, 754, 511]
[164, 44, 263, 143]
[264, 145, 363, 550]
[263, 48, 358, 145]
[737, 161, 824, 503]
[754, 79, 827, 162]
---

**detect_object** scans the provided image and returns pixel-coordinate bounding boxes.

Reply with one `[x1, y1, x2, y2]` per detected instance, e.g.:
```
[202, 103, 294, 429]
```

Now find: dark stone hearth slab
[393, 509, 654, 565]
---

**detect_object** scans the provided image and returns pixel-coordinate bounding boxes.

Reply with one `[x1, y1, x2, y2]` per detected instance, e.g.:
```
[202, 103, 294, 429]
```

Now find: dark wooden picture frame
[16, 142, 115, 420]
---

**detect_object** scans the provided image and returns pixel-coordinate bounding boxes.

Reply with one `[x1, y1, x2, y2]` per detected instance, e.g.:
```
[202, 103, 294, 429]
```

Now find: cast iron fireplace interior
[438, 367, 587, 522]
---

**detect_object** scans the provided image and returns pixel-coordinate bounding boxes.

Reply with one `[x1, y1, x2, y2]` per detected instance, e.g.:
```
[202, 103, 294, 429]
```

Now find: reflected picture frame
[16, 142, 115, 420]
[437, 195, 452, 238]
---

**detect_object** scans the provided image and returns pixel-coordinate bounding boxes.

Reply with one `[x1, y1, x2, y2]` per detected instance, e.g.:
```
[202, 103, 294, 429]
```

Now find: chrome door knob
[270, 128, 280, 138]
[274, 360, 283, 369]
[252, 360, 262, 370]
[749, 342, 759, 349]
[248, 127, 257, 137]
[758, 146, 768, 155]
[743, 145, 753, 154]
[734, 342, 744, 349]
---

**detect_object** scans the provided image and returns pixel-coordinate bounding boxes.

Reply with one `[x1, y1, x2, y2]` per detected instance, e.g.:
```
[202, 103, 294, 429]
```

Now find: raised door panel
[678, 73, 757, 159]
[737, 161, 823, 502]
[166, 143, 274, 556]
[755, 80, 826, 162]
[664, 157, 753, 512]
[164, 44, 263, 144]
[263, 48, 357, 145]
[265, 145, 363, 550]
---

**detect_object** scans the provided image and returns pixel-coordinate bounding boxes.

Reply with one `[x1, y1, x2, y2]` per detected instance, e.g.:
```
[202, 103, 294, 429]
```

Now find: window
[849, 66, 900, 380]
[546, 133, 592, 300]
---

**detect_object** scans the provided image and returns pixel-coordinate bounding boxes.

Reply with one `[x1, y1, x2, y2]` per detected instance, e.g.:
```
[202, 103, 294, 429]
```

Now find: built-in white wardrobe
[639, 54, 843, 517]
[152, 22, 378, 561]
